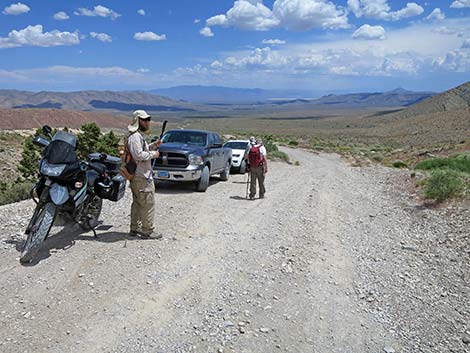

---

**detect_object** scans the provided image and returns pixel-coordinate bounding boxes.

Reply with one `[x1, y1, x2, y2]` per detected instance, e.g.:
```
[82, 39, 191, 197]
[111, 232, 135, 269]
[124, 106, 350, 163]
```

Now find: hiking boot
[129, 230, 139, 237]
[140, 232, 162, 240]
[259, 194, 265, 199]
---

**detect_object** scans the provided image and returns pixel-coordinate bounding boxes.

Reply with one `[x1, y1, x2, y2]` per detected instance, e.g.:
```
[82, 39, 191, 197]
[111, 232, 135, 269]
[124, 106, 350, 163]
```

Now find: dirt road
[0, 147, 468, 353]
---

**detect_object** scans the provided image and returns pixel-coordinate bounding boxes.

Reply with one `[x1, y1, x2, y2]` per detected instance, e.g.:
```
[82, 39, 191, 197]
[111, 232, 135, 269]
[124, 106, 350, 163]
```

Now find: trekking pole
[245, 171, 250, 199]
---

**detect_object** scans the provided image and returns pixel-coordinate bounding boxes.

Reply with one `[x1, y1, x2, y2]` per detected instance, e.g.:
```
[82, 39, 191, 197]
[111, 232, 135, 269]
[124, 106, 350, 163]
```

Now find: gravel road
[0, 147, 468, 353]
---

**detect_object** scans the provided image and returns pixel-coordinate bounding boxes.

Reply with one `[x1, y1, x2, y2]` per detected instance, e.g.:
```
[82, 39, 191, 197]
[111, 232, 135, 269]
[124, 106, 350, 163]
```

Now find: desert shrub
[371, 153, 384, 162]
[423, 169, 466, 201]
[288, 140, 299, 146]
[0, 181, 35, 206]
[269, 150, 289, 162]
[97, 130, 120, 157]
[294, 161, 300, 166]
[392, 160, 408, 168]
[77, 122, 101, 159]
[263, 135, 279, 153]
[416, 155, 470, 174]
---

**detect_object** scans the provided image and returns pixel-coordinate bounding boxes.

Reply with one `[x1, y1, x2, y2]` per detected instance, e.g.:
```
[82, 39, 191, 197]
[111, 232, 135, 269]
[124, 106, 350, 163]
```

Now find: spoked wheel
[20, 202, 57, 263]
[79, 196, 102, 230]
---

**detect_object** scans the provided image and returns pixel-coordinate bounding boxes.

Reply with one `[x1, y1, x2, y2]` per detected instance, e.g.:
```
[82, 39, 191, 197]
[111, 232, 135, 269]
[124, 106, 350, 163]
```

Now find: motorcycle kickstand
[86, 217, 98, 238]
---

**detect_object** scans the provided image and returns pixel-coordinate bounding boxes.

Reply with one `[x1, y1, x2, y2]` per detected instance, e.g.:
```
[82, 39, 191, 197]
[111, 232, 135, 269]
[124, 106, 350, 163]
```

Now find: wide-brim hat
[128, 110, 151, 132]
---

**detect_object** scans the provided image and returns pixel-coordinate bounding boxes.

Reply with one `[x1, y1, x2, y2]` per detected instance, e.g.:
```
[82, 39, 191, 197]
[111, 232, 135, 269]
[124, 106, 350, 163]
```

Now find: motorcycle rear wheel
[20, 202, 57, 263]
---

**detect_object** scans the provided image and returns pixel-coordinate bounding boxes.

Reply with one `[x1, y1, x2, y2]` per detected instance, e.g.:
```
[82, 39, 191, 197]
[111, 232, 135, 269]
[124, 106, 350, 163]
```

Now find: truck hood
[231, 149, 246, 156]
[159, 143, 205, 154]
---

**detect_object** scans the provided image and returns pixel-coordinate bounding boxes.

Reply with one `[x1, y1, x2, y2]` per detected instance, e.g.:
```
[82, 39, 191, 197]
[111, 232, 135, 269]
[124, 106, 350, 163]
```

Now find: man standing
[247, 137, 268, 200]
[127, 110, 161, 239]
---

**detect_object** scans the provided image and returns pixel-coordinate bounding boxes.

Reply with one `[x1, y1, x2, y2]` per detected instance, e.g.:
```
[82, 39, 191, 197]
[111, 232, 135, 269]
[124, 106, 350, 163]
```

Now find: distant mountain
[306, 88, 436, 108]
[149, 86, 314, 104]
[364, 82, 470, 146]
[389, 81, 470, 118]
[0, 90, 205, 113]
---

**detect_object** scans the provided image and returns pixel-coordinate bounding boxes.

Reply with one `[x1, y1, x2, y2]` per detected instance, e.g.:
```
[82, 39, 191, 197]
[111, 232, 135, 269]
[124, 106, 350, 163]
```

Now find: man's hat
[128, 110, 151, 132]
[249, 136, 256, 145]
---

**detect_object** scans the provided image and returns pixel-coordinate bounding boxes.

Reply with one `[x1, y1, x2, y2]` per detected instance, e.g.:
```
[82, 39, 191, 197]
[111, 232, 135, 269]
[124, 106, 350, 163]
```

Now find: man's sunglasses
[140, 117, 151, 121]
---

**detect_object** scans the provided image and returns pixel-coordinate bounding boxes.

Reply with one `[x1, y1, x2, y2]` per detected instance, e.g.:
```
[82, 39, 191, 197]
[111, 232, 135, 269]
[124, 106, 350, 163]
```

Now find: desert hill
[0, 90, 206, 113]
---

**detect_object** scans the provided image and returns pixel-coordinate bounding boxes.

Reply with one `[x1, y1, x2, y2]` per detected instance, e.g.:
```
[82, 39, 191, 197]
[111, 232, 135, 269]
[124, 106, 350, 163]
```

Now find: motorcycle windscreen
[44, 131, 78, 164]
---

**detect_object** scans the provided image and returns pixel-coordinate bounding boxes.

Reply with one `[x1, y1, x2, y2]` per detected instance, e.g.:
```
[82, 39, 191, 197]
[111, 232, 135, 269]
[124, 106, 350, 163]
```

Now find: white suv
[223, 140, 250, 174]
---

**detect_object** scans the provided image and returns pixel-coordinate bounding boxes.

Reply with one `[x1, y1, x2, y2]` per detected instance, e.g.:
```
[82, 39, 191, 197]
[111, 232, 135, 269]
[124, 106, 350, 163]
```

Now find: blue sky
[0, 0, 469, 93]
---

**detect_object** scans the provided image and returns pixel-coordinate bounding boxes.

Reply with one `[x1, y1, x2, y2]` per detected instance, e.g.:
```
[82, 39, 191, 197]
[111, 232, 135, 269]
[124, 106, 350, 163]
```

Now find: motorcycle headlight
[188, 154, 204, 165]
[40, 160, 66, 177]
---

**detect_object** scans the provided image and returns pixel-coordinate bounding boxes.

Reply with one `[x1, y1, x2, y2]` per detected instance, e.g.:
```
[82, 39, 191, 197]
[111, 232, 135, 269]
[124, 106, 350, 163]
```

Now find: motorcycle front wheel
[20, 202, 57, 263]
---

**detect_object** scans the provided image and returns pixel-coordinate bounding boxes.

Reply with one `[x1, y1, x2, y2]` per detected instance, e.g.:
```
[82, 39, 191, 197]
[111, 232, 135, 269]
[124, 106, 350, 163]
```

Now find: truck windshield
[223, 142, 248, 150]
[162, 131, 207, 146]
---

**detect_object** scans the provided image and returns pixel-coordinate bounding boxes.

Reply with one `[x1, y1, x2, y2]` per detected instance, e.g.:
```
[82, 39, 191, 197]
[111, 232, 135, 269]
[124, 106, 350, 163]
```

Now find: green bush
[269, 150, 289, 162]
[0, 181, 35, 206]
[423, 169, 466, 201]
[392, 160, 408, 168]
[288, 140, 299, 146]
[416, 155, 470, 174]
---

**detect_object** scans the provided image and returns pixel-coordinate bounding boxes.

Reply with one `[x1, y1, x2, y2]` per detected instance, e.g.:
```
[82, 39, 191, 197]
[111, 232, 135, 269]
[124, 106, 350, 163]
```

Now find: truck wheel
[196, 166, 210, 192]
[239, 160, 247, 174]
[220, 161, 230, 181]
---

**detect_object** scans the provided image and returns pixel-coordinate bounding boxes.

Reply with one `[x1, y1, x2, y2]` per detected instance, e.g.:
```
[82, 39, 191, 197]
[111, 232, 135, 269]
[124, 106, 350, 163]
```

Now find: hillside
[386, 81, 470, 119]
[0, 90, 206, 113]
[0, 108, 130, 130]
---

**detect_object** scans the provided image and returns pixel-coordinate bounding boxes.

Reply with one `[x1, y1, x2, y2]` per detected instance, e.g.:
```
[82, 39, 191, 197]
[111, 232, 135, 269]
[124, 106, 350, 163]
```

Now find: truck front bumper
[154, 167, 202, 182]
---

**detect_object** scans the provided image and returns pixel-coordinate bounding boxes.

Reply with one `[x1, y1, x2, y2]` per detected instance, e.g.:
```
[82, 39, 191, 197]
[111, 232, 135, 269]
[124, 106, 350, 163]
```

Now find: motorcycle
[21, 125, 126, 263]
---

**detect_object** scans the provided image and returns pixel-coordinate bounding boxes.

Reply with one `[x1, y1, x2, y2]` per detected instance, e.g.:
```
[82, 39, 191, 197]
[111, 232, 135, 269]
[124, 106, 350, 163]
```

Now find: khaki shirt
[128, 131, 158, 180]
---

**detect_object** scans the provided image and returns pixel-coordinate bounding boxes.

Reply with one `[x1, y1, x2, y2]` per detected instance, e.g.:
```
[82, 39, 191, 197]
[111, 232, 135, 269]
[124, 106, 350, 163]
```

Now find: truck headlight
[188, 154, 204, 165]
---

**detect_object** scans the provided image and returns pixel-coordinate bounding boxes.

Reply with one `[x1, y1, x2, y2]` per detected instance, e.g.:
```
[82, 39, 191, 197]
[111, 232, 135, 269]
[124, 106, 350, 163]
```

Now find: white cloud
[137, 9, 145, 16]
[431, 26, 459, 35]
[348, 0, 424, 21]
[206, 0, 349, 31]
[0, 25, 79, 49]
[262, 39, 286, 45]
[433, 48, 470, 72]
[206, 0, 279, 31]
[352, 24, 386, 40]
[272, 0, 349, 30]
[2, 2, 30, 15]
[426, 8, 445, 21]
[133, 32, 166, 41]
[194, 19, 201, 24]
[200, 27, 214, 37]
[450, 0, 470, 8]
[53, 11, 70, 21]
[137, 68, 150, 73]
[90, 32, 112, 42]
[462, 39, 470, 48]
[74, 5, 121, 20]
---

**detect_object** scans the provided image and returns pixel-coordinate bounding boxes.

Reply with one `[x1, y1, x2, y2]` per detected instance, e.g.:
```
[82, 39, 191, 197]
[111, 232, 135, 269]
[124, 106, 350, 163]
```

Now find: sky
[0, 0, 469, 93]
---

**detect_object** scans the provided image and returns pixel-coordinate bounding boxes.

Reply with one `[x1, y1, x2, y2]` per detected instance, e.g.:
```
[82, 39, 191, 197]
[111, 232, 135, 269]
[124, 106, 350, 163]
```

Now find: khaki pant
[249, 166, 266, 198]
[130, 176, 155, 235]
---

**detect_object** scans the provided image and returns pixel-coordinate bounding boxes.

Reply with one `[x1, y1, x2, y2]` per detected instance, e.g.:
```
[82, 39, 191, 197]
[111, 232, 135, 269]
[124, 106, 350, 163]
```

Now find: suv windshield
[162, 131, 207, 146]
[223, 141, 248, 150]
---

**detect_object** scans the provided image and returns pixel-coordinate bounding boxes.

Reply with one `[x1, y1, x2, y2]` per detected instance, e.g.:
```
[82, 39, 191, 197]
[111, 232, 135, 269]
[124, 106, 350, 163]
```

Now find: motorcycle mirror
[42, 125, 52, 135]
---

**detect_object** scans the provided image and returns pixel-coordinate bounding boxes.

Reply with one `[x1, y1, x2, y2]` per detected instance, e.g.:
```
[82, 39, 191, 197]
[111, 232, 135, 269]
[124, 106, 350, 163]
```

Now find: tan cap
[128, 110, 151, 132]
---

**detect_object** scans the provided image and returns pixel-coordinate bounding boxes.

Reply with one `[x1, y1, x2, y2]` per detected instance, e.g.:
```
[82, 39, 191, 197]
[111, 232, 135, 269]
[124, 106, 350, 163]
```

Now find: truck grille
[155, 152, 188, 168]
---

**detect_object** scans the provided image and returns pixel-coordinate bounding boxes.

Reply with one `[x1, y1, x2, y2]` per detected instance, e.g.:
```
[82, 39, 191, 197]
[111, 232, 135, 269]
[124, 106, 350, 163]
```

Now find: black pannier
[95, 175, 126, 202]
[88, 153, 121, 175]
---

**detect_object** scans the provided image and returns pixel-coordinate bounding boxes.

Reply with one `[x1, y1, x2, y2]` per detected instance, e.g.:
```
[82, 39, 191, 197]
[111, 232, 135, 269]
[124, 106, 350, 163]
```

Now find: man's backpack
[248, 145, 263, 168]
[120, 136, 137, 181]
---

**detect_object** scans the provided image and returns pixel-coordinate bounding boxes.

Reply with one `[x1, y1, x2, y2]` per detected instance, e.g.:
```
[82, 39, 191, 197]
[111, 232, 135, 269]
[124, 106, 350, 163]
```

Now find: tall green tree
[77, 122, 101, 159]
[18, 128, 43, 180]
[97, 130, 120, 156]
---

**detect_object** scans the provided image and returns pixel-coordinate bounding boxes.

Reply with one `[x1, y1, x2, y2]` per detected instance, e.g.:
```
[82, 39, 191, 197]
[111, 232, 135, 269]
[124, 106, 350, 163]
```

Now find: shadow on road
[11, 224, 137, 266]
[155, 178, 222, 194]
[229, 196, 250, 201]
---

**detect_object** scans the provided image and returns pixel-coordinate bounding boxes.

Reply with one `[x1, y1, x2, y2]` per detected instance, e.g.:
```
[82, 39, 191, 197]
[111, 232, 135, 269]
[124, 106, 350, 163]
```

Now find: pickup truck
[153, 129, 232, 192]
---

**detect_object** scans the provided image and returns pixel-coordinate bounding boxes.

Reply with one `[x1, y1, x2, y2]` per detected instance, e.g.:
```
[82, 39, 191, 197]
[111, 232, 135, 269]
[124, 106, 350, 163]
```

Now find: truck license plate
[157, 171, 169, 178]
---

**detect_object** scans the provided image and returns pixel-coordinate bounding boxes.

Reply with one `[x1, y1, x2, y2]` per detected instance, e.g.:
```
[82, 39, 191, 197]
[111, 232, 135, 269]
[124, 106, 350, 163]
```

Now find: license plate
[157, 171, 170, 178]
